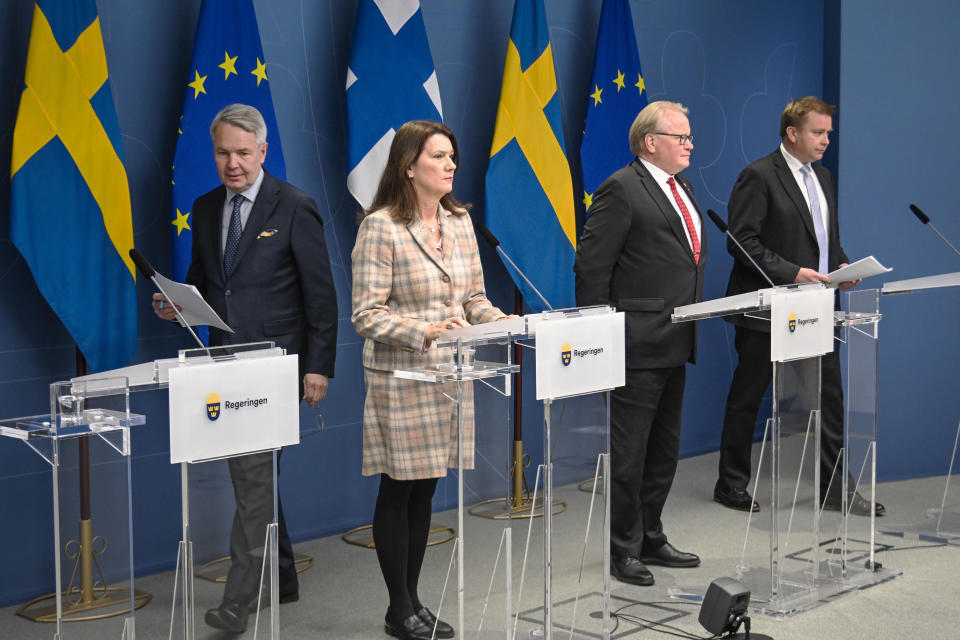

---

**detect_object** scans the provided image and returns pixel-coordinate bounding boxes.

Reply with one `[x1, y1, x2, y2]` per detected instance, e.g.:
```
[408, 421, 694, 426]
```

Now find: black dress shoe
[416, 606, 454, 639]
[385, 613, 435, 640]
[714, 484, 760, 512]
[610, 555, 654, 586]
[822, 492, 886, 517]
[205, 599, 248, 633]
[640, 542, 700, 568]
[278, 582, 299, 604]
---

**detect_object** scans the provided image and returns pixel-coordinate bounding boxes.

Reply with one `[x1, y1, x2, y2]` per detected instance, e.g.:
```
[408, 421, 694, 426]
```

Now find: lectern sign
[535, 311, 625, 399]
[769, 288, 833, 362]
[168, 355, 299, 463]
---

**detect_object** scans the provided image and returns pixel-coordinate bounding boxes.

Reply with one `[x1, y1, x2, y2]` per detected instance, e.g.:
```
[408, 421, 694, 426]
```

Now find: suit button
[225, 289, 232, 296]
[444, 299, 452, 307]
[442, 275, 450, 283]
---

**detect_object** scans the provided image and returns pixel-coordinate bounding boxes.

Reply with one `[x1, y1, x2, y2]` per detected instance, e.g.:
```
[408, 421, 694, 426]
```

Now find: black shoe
[205, 599, 248, 633]
[416, 606, 454, 639]
[610, 555, 654, 586]
[385, 613, 435, 640]
[640, 542, 700, 568]
[279, 582, 299, 604]
[822, 492, 886, 517]
[714, 484, 760, 512]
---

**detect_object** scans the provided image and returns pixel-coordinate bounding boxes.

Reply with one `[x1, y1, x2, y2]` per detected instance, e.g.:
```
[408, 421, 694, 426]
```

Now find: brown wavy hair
[360, 120, 469, 224]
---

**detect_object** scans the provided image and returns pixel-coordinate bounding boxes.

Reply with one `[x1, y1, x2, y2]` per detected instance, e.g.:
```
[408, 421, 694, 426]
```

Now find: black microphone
[475, 221, 500, 249]
[707, 209, 729, 234]
[908, 204, 960, 258]
[909, 204, 930, 225]
[707, 209, 775, 288]
[129, 248, 156, 278]
[475, 221, 552, 310]
[130, 249, 209, 354]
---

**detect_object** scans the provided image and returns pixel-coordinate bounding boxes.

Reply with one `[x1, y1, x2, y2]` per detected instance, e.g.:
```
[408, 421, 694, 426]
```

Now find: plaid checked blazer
[351, 206, 504, 479]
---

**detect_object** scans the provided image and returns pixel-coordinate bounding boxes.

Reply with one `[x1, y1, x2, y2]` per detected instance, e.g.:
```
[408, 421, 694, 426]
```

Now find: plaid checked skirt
[361, 368, 475, 480]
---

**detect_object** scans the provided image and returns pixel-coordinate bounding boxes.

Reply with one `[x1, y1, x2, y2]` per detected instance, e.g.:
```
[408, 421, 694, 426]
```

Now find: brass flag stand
[469, 290, 566, 520]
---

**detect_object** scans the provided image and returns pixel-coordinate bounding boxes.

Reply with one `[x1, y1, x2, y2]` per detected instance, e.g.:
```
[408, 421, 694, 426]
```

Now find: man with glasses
[713, 96, 883, 517]
[575, 101, 706, 586]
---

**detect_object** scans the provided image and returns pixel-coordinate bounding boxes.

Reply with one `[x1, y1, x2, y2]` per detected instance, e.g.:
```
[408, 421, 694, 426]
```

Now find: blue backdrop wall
[837, 0, 960, 481]
[1, 0, 952, 608]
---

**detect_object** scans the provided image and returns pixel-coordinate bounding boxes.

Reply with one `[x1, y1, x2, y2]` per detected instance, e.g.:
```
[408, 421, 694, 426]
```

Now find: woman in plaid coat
[351, 120, 505, 640]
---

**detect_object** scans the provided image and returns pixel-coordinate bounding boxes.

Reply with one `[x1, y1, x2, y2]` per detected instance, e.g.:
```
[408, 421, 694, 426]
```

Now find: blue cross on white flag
[346, 0, 442, 209]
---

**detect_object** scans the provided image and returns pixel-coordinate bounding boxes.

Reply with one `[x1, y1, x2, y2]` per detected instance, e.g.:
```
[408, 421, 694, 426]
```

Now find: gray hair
[210, 104, 268, 145]
[628, 101, 689, 156]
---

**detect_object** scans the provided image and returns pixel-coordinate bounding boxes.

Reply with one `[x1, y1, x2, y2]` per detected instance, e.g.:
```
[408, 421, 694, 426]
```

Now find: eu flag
[580, 0, 648, 214]
[10, 0, 137, 372]
[345, 0, 442, 210]
[485, 0, 575, 312]
[171, 0, 285, 283]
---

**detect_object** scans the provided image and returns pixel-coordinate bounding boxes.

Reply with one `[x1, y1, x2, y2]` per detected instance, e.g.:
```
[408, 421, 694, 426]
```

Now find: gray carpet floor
[3, 448, 958, 639]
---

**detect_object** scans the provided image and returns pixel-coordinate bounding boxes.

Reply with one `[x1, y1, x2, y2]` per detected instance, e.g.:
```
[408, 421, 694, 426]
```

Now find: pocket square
[256, 228, 278, 239]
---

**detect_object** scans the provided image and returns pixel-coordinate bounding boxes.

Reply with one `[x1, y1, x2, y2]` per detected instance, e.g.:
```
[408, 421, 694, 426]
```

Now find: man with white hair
[575, 101, 706, 586]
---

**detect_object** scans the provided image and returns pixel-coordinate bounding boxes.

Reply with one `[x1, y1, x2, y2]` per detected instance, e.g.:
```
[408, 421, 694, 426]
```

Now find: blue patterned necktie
[800, 165, 829, 274]
[223, 194, 244, 277]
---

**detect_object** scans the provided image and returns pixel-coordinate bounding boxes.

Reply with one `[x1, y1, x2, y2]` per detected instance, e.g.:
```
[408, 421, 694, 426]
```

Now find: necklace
[418, 214, 440, 236]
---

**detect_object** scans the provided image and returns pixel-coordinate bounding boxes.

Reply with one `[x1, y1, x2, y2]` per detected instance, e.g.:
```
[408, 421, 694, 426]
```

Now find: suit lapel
[231, 171, 279, 272]
[772, 150, 818, 244]
[633, 160, 698, 265]
[201, 186, 227, 281]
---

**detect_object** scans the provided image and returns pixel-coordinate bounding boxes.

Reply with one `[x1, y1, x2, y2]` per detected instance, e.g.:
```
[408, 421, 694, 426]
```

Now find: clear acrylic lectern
[396, 306, 619, 640]
[71, 341, 293, 639]
[0, 375, 148, 639]
[671, 285, 898, 617]
[880, 272, 960, 544]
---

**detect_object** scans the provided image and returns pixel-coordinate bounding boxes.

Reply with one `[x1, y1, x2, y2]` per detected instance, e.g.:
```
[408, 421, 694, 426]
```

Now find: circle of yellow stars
[584, 68, 646, 210]
[175, 51, 271, 234]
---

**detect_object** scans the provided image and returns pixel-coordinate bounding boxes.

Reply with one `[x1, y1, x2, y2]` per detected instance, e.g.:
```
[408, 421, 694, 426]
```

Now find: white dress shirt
[779, 144, 829, 266]
[639, 157, 702, 252]
[220, 168, 265, 254]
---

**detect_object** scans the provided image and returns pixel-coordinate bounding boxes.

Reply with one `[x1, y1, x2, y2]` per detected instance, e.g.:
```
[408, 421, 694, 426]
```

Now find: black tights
[372, 474, 439, 622]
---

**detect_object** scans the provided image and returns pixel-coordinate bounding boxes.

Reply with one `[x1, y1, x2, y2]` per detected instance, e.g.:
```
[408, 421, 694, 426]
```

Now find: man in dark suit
[575, 101, 705, 586]
[713, 96, 882, 517]
[153, 104, 338, 632]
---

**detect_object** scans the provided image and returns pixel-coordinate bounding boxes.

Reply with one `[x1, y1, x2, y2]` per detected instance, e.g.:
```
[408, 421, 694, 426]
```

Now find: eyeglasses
[653, 132, 694, 146]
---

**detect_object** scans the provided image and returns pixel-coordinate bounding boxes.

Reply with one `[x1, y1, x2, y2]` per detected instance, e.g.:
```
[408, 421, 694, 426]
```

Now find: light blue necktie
[223, 194, 244, 277]
[800, 165, 829, 274]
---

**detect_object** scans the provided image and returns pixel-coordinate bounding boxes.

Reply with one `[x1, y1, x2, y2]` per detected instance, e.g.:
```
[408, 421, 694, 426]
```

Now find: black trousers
[717, 326, 844, 495]
[222, 450, 297, 606]
[610, 365, 686, 558]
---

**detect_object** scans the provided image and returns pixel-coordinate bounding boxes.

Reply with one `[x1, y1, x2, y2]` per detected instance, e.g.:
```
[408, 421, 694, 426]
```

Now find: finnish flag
[346, 0, 442, 210]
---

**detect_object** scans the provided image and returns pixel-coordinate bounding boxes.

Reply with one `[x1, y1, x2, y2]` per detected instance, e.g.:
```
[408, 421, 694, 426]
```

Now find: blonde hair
[629, 101, 689, 156]
[780, 97, 835, 138]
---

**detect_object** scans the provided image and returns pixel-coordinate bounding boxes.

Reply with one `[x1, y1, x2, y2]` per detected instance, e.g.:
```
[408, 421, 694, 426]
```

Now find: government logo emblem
[561, 342, 572, 366]
[788, 312, 797, 333]
[206, 392, 221, 421]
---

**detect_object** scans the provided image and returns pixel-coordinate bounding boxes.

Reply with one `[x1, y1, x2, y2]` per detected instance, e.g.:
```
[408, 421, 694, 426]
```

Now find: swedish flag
[10, 0, 136, 372]
[171, 0, 285, 283]
[580, 0, 648, 214]
[484, 0, 575, 312]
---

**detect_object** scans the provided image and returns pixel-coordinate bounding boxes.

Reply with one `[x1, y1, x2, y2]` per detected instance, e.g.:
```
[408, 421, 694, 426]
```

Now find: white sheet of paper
[154, 272, 233, 332]
[826, 256, 892, 287]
